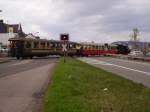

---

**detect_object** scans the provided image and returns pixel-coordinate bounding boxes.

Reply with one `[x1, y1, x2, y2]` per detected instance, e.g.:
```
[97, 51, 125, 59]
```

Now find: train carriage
[79, 42, 117, 56]
[9, 37, 54, 59]
[8, 37, 80, 59]
[8, 37, 129, 59]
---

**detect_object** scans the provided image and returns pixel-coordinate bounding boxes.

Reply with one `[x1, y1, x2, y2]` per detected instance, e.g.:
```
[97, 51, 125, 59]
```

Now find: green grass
[44, 57, 150, 112]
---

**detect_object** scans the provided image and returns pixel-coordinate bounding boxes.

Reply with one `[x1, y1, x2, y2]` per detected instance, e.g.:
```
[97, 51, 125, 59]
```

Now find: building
[0, 19, 25, 47]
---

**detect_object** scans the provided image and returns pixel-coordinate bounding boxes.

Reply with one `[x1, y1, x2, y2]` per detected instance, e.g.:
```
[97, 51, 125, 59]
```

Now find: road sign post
[60, 33, 69, 63]
[62, 41, 68, 63]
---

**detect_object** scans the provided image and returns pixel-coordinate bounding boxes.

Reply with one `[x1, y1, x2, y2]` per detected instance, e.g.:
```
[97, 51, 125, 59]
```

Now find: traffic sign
[62, 44, 67, 52]
[60, 33, 69, 63]
[60, 34, 69, 41]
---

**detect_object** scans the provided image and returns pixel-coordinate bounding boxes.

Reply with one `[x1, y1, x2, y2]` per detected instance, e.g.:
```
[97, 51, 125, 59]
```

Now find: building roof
[8, 24, 22, 33]
[0, 20, 23, 33]
[0, 20, 7, 33]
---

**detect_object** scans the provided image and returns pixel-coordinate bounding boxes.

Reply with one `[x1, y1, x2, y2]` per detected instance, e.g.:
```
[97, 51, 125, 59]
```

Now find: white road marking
[11, 60, 33, 66]
[80, 58, 150, 76]
[104, 57, 150, 67]
[108, 63, 150, 76]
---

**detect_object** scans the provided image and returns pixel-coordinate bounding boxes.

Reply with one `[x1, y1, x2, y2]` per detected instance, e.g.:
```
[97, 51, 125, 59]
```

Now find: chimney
[0, 20, 4, 23]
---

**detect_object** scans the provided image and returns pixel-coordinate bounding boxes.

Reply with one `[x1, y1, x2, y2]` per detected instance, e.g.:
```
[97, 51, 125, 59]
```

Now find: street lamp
[34, 32, 39, 35]
[144, 39, 147, 56]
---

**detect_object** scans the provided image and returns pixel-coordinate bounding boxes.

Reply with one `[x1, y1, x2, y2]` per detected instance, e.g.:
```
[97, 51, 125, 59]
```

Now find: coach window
[86, 45, 88, 50]
[99, 46, 102, 50]
[58, 43, 60, 48]
[83, 45, 86, 50]
[55, 43, 59, 48]
[73, 44, 76, 48]
[69, 44, 73, 48]
[92, 45, 95, 50]
[25, 41, 31, 48]
[87, 45, 90, 50]
[90, 45, 92, 50]
[55, 43, 58, 48]
[94, 45, 96, 50]
[50, 42, 53, 48]
[89, 45, 91, 50]
[85, 45, 88, 50]
[55, 43, 57, 48]
[86, 45, 89, 50]
[96, 45, 98, 50]
[49, 43, 52, 48]
[102, 46, 104, 50]
[50, 43, 54, 48]
[40, 42, 45, 48]
[72, 44, 75, 48]
[33, 41, 39, 48]
[84, 45, 86, 50]
[47, 42, 50, 48]
[58, 43, 61, 48]
[111, 46, 116, 50]
[105, 46, 108, 50]
[88, 45, 90, 50]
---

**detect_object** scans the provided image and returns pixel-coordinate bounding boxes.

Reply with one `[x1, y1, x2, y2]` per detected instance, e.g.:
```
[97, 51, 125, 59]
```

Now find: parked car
[129, 50, 143, 57]
[145, 52, 150, 57]
[0, 48, 8, 53]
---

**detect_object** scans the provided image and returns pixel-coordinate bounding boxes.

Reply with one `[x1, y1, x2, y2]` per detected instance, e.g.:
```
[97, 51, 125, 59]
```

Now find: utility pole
[131, 28, 139, 50]
[144, 39, 147, 56]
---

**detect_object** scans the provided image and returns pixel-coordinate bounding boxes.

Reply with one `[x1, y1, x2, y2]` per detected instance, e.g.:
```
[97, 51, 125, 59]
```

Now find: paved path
[0, 57, 12, 64]
[0, 57, 58, 112]
[79, 57, 150, 87]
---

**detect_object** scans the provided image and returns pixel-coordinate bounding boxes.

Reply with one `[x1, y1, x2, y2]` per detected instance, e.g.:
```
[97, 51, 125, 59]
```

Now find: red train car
[79, 42, 117, 56]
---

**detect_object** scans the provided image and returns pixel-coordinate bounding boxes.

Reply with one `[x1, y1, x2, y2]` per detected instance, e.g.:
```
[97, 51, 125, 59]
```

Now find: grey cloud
[1, 0, 150, 42]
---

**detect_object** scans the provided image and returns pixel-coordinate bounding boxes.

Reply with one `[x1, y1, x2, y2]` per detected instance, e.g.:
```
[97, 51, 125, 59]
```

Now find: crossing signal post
[60, 33, 69, 63]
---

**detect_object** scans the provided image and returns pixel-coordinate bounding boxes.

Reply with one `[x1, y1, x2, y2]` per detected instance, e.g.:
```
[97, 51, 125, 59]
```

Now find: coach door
[11, 40, 24, 59]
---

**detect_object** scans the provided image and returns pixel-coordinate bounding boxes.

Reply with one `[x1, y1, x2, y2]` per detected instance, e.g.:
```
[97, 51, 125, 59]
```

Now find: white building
[0, 33, 17, 46]
[0, 20, 24, 47]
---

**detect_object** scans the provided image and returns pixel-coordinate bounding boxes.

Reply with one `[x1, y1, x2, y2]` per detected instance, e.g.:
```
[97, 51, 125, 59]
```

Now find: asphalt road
[0, 57, 58, 112]
[79, 57, 150, 87]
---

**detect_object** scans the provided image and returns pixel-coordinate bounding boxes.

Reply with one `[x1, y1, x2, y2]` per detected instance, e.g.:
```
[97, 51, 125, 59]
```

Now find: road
[79, 57, 150, 87]
[0, 57, 58, 112]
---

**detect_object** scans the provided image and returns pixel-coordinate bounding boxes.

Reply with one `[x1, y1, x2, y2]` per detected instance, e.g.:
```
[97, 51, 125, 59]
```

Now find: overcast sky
[1, 0, 150, 43]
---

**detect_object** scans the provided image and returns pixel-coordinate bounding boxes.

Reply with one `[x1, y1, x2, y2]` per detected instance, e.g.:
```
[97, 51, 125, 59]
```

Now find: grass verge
[44, 57, 150, 112]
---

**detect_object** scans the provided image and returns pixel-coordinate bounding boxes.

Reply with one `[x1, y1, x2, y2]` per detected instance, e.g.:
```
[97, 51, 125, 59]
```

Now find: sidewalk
[0, 57, 12, 63]
[0, 63, 55, 112]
